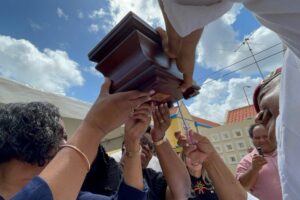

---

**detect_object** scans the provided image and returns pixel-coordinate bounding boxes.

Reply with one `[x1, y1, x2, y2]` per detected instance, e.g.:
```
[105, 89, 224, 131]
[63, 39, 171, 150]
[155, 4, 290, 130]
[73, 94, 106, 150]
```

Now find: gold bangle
[154, 136, 167, 146]
[125, 145, 142, 158]
[60, 144, 91, 172]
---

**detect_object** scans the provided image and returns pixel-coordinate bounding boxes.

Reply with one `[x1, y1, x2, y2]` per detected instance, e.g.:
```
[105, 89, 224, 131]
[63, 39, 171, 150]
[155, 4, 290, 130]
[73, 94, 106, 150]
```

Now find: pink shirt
[236, 149, 282, 200]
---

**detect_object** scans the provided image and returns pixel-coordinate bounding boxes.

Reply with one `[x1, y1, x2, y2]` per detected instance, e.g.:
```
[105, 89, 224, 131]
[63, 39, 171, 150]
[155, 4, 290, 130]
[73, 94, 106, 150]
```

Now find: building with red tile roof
[226, 105, 256, 124]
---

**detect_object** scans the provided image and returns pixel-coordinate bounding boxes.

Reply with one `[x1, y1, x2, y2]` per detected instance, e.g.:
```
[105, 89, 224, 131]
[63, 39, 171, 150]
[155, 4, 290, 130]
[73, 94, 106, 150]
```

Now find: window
[227, 154, 238, 164]
[235, 140, 247, 150]
[211, 134, 220, 142]
[221, 131, 231, 140]
[233, 129, 243, 138]
[225, 143, 234, 152]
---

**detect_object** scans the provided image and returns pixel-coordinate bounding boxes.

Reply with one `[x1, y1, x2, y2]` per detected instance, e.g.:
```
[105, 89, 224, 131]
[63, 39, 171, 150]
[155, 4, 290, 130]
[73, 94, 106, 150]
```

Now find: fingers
[125, 90, 155, 109]
[160, 103, 170, 122]
[156, 27, 179, 58]
[174, 131, 183, 140]
[155, 104, 165, 124]
[99, 78, 111, 98]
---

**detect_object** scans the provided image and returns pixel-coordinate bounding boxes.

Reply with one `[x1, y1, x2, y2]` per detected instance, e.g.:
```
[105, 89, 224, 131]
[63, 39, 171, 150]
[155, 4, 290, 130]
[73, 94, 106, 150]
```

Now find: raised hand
[251, 154, 267, 171]
[151, 102, 171, 142]
[84, 78, 154, 134]
[125, 103, 152, 142]
[176, 130, 216, 165]
[156, 26, 202, 92]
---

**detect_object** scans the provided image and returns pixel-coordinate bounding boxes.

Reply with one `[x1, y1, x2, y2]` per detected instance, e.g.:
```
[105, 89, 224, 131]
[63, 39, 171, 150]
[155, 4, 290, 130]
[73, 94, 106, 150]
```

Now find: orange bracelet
[60, 144, 91, 172]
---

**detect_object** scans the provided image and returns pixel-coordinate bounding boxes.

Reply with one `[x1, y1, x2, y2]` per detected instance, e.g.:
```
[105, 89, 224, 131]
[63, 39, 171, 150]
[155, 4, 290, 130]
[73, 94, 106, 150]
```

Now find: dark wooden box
[88, 12, 200, 103]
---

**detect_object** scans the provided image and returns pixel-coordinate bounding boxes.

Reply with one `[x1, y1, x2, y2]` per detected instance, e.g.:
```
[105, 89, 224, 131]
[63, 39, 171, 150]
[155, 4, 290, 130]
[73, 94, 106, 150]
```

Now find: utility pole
[242, 85, 251, 106]
[243, 38, 264, 79]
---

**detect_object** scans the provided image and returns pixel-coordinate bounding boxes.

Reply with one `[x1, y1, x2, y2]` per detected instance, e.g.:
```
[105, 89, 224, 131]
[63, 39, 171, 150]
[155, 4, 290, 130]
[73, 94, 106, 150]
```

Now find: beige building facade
[200, 118, 255, 173]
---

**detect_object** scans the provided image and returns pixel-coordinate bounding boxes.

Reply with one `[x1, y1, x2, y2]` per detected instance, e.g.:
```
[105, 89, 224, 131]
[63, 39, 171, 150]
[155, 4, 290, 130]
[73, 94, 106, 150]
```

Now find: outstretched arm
[177, 131, 247, 200]
[237, 154, 267, 190]
[157, 0, 203, 91]
[123, 103, 152, 190]
[39, 78, 154, 200]
[151, 103, 191, 200]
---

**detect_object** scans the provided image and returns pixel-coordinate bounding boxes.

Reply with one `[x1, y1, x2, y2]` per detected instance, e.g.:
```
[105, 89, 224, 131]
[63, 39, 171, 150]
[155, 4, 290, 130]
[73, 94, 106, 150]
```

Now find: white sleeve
[247, 192, 259, 200]
[277, 49, 300, 200]
[161, 0, 233, 37]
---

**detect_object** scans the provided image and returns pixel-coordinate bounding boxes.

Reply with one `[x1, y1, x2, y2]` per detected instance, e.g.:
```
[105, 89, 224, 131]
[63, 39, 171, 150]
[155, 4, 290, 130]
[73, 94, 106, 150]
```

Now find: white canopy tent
[0, 76, 124, 151]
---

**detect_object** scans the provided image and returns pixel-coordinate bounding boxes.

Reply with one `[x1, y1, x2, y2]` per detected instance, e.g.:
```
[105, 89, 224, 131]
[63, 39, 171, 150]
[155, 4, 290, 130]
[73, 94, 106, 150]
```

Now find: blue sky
[0, 0, 283, 123]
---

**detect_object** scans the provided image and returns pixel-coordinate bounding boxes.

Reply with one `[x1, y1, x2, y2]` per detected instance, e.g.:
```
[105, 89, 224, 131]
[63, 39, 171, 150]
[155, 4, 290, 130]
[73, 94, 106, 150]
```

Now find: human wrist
[124, 142, 141, 158]
[153, 136, 167, 146]
[151, 130, 165, 142]
[124, 139, 140, 152]
[202, 151, 219, 167]
[83, 115, 107, 135]
[250, 166, 260, 173]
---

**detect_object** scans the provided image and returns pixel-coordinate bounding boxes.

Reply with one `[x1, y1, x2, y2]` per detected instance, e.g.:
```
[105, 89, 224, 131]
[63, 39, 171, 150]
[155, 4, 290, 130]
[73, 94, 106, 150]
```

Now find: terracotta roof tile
[226, 105, 256, 124]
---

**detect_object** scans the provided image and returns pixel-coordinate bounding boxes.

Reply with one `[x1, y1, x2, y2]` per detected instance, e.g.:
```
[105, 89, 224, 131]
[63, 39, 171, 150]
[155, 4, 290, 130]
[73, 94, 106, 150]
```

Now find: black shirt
[82, 145, 167, 200]
[189, 175, 219, 200]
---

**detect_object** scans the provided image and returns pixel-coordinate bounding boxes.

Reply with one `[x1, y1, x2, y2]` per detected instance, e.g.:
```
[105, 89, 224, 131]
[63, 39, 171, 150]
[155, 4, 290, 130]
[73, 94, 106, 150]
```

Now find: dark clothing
[0, 176, 147, 200]
[189, 175, 218, 200]
[82, 146, 122, 196]
[143, 168, 167, 200]
[82, 145, 167, 200]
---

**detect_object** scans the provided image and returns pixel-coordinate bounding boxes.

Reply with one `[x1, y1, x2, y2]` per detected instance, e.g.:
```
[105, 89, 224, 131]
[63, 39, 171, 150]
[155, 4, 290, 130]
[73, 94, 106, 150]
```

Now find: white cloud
[102, 0, 164, 32]
[88, 24, 100, 33]
[89, 8, 106, 19]
[78, 11, 84, 19]
[29, 21, 42, 31]
[57, 8, 69, 20]
[83, 66, 103, 77]
[197, 6, 283, 81]
[188, 76, 261, 124]
[221, 3, 242, 25]
[0, 35, 84, 95]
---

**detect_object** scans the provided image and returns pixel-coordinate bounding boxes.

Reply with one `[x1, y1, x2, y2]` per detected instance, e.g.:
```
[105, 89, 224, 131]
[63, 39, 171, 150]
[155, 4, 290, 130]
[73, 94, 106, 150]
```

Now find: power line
[200, 49, 285, 87]
[198, 42, 282, 82]
[244, 38, 264, 79]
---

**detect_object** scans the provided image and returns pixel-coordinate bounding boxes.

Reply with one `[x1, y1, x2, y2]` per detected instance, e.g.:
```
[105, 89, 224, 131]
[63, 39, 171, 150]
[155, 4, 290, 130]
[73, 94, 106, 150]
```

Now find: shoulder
[11, 176, 53, 200]
[236, 153, 253, 174]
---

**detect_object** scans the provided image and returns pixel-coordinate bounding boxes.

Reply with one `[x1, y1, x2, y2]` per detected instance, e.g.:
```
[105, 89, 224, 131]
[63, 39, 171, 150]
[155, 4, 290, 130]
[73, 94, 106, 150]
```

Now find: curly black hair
[0, 102, 65, 166]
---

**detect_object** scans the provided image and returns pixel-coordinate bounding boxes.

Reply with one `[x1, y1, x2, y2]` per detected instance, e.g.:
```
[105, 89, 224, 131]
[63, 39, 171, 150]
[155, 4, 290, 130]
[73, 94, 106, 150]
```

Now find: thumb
[99, 78, 111, 98]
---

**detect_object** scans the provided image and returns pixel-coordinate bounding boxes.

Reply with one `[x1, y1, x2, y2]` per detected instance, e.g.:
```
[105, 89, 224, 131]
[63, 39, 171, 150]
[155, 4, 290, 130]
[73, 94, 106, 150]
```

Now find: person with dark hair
[0, 78, 154, 200]
[0, 102, 66, 166]
[82, 103, 191, 200]
[236, 123, 281, 200]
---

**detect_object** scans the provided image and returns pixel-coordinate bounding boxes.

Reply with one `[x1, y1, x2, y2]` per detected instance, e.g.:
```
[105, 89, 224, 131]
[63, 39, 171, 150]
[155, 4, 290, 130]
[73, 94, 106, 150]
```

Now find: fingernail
[149, 90, 155, 95]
